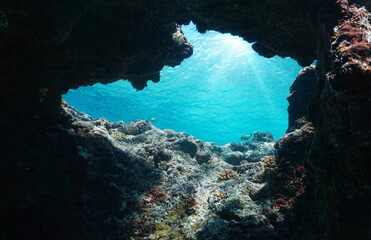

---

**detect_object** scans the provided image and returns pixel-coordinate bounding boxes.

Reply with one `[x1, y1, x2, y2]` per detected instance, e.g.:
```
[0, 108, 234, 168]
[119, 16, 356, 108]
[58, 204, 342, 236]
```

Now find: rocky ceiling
[0, 0, 338, 93]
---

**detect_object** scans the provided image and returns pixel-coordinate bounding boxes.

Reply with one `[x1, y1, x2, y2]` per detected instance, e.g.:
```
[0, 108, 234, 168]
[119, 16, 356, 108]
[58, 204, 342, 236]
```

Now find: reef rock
[300, 2, 371, 239]
[44, 103, 280, 240]
[219, 132, 276, 165]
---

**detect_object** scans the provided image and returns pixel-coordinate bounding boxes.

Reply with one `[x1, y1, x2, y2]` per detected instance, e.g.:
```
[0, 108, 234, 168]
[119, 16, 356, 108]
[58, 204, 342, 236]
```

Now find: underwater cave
[0, 1, 370, 240]
[64, 22, 304, 144]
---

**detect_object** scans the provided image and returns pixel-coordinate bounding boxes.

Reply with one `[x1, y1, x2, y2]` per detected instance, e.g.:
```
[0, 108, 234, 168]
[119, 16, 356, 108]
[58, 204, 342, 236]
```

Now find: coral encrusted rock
[55, 103, 280, 240]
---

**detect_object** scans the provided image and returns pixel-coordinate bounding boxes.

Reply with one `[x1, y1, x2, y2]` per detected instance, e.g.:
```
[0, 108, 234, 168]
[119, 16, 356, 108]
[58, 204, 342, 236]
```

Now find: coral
[258, 155, 278, 182]
[58, 104, 279, 239]
[329, 2, 371, 94]
[218, 169, 238, 181]
[110, 131, 125, 141]
[261, 155, 277, 168]
[214, 189, 228, 199]
[125, 120, 153, 135]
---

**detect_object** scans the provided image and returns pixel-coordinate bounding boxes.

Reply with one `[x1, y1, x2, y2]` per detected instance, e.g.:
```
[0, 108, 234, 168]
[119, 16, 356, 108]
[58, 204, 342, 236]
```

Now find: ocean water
[63, 23, 303, 144]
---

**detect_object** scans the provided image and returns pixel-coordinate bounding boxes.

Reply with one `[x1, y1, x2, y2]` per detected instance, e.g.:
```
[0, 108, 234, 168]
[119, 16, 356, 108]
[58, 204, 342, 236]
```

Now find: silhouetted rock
[287, 66, 317, 132]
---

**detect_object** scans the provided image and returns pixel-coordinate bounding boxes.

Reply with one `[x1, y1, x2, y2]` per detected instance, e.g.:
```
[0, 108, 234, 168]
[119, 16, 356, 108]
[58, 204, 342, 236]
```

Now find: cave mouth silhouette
[64, 22, 304, 144]
[1, 1, 369, 240]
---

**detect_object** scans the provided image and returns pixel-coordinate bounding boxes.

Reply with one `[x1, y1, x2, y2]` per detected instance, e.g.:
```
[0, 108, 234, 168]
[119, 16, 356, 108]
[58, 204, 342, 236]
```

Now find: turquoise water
[63, 23, 302, 144]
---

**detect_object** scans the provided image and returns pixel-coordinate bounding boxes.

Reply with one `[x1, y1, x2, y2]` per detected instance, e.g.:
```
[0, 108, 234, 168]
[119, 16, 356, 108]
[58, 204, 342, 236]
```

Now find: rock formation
[286, 66, 317, 132]
[63, 102, 278, 239]
[0, 0, 370, 239]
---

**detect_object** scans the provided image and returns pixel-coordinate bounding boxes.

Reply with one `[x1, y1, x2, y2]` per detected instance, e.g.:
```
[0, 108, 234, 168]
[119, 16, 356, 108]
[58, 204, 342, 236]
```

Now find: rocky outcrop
[286, 66, 317, 132]
[17, 102, 278, 240]
[268, 122, 315, 231]
[299, 2, 371, 239]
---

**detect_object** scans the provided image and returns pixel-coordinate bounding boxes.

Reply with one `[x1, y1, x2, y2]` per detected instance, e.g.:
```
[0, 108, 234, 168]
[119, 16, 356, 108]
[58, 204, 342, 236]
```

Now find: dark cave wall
[301, 2, 371, 238]
[177, 0, 322, 66]
[0, 0, 328, 95]
[0, 0, 194, 137]
[0, 0, 192, 90]
[0, 0, 333, 126]
[0, 0, 370, 239]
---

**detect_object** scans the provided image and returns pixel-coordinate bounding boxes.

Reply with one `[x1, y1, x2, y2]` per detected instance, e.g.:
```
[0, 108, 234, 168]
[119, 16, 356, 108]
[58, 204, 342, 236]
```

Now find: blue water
[63, 23, 303, 144]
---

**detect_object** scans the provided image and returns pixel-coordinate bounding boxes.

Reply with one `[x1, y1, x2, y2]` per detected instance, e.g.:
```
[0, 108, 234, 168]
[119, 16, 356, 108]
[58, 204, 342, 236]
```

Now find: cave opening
[1, 1, 370, 239]
[63, 22, 303, 144]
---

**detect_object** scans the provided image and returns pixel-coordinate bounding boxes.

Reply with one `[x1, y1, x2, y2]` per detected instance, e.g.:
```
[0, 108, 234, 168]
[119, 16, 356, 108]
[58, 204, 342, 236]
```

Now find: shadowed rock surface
[0, 0, 370, 239]
[302, 2, 371, 238]
[286, 66, 317, 132]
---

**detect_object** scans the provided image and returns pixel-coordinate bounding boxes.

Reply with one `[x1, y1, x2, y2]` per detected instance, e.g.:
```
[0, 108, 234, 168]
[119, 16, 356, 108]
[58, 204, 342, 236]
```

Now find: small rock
[224, 151, 244, 165]
[175, 139, 198, 158]
[195, 151, 212, 164]
[229, 142, 247, 152]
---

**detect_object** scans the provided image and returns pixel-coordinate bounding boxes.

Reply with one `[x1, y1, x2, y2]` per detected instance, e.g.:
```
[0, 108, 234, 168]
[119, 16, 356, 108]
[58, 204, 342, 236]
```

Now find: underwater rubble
[62, 101, 291, 239]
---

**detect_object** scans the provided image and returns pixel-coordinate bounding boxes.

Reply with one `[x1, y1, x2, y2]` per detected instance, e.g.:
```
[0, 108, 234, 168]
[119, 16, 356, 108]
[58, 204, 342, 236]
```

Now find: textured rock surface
[301, 2, 371, 239]
[50, 103, 279, 239]
[0, 0, 370, 239]
[286, 66, 317, 132]
[269, 122, 315, 229]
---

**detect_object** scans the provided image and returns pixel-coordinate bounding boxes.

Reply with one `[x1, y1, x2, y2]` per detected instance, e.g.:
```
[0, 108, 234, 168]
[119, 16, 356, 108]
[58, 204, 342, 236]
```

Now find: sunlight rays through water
[63, 22, 303, 144]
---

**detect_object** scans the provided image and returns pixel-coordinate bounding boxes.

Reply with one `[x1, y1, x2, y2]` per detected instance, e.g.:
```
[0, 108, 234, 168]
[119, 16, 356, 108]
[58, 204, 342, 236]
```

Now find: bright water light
[63, 22, 303, 144]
